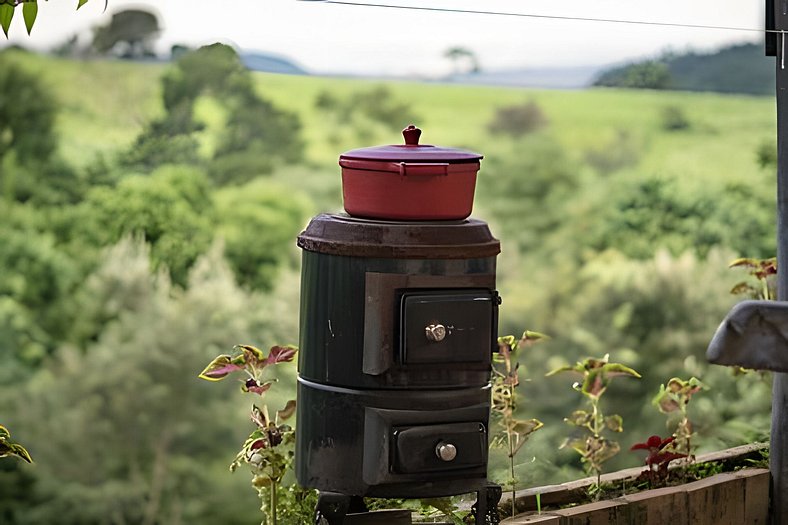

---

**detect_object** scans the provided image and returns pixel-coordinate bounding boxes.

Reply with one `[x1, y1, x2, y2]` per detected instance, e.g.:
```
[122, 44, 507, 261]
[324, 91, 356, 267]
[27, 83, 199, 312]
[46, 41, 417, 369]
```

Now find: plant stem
[509, 437, 515, 518]
[270, 484, 277, 525]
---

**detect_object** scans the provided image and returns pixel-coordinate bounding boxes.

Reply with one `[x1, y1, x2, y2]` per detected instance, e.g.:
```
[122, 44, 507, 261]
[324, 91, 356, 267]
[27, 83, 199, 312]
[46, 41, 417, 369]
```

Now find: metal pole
[773, 0, 788, 521]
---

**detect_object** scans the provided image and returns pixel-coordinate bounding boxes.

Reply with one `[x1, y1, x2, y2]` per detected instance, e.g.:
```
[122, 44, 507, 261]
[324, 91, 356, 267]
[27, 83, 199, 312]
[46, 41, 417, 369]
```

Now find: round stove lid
[339, 125, 483, 164]
[297, 213, 500, 259]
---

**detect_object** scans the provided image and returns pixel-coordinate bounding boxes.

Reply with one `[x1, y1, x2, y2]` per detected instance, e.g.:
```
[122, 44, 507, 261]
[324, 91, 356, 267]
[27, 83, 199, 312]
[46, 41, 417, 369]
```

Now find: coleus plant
[547, 354, 641, 492]
[652, 377, 705, 459]
[729, 257, 777, 300]
[199, 344, 297, 525]
[491, 330, 547, 518]
[630, 435, 687, 485]
[0, 424, 32, 463]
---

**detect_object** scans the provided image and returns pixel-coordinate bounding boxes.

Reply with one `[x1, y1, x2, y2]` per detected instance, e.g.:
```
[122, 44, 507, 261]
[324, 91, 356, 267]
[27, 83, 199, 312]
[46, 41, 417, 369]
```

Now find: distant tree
[0, 239, 269, 524]
[0, 56, 56, 167]
[313, 85, 420, 146]
[92, 9, 160, 58]
[488, 100, 548, 138]
[594, 61, 671, 90]
[660, 105, 691, 131]
[78, 165, 215, 285]
[126, 43, 303, 181]
[444, 46, 480, 75]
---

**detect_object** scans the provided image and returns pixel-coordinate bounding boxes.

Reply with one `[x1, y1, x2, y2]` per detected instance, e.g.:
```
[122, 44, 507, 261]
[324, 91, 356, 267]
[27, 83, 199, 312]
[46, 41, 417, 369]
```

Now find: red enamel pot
[339, 125, 483, 221]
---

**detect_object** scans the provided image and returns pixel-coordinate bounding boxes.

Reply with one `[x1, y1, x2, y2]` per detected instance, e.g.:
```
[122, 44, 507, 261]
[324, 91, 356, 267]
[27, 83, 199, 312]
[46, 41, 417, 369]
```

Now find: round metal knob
[436, 442, 457, 462]
[425, 323, 447, 342]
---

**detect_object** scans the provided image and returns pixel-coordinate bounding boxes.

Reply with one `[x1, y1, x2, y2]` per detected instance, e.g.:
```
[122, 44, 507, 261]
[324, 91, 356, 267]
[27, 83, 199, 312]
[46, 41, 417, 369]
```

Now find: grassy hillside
[5, 50, 774, 195]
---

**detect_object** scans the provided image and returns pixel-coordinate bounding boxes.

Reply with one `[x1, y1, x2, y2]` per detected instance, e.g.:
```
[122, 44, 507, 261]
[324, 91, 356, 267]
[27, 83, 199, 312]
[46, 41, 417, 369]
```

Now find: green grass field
[6, 49, 774, 196]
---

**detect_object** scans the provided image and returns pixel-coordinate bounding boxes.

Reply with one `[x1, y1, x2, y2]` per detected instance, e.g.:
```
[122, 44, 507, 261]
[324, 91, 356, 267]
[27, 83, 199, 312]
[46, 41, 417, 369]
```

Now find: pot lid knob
[402, 124, 422, 146]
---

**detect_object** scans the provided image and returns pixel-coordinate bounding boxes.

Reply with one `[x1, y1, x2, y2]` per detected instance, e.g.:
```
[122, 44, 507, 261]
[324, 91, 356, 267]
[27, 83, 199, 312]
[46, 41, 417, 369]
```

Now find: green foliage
[660, 105, 691, 131]
[594, 43, 774, 95]
[756, 139, 777, 170]
[582, 177, 775, 260]
[129, 43, 304, 182]
[0, 0, 93, 37]
[653, 377, 706, 457]
[476, 133, 579, 251]
[584, 128, 642, 175]
[0, 425, 32, 463]
[314, 85, 420, 146]
[488, 100, 548, 138]
[0, 53, 57, 167]
[78, 165, 214, 285]
[492, 331, 546, 518]
[729, 257, 777, 300]
[199, 344, 299, 525]
[92, 9, 160, 58]
[595, 61, 671, 90]
[548, 355, 641, 490]
[0, 238, 272, 524]
[214, 180, 312, 290]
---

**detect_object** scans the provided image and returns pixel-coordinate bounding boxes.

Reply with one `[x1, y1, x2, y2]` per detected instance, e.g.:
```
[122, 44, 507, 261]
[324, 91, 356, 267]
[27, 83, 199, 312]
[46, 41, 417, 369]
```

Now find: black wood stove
[296, 128, 502, 524]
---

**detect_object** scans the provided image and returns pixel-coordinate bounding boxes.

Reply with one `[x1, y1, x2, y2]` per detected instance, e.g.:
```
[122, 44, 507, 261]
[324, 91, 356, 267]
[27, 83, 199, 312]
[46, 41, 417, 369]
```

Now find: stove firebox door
[393, 422, 487, 474]
[400, 290, 496, 365]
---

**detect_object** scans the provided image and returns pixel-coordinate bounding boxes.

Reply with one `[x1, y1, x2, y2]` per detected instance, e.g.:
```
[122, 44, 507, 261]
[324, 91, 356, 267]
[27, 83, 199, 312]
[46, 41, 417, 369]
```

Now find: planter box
[500, 444, 769, 525]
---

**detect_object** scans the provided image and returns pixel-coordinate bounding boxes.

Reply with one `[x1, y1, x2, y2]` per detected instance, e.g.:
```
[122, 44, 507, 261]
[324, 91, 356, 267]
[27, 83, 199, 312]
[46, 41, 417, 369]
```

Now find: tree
[77, 165, 215, 285]
[0, 239, 273, 524]
[444, 46, 480, 75]
[126, 43, 304, 182]
[594, 61, 671, 90]
[214, 179, 313, 289]
[0, 54, 56, 167]
[488, 100, 549, 138]
[92, 8, 160, 58]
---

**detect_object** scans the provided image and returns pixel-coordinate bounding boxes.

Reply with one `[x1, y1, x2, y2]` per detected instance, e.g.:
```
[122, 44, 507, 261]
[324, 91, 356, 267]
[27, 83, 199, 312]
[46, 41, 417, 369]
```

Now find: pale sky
[2, 0, 766, 76]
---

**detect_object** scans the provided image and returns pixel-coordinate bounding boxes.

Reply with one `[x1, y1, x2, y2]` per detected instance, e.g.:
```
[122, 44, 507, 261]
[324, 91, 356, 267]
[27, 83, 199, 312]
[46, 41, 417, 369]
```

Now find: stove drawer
[400, 289, 497, 365]
[393, 421, 486, 474]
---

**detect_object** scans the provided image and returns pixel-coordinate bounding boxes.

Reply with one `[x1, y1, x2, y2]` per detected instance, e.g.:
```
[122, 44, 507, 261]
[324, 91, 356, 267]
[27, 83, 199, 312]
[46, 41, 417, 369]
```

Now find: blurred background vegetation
[0, 30, 778, 523]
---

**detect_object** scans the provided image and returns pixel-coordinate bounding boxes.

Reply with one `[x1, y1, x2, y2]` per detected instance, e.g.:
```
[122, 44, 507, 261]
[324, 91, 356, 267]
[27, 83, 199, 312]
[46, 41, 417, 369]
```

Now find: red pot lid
[340, 125, 483, 164]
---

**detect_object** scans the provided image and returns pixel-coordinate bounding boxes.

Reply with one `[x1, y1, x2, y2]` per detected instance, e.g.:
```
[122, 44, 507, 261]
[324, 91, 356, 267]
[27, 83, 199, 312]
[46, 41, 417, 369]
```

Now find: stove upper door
[400, 289, 497, 365]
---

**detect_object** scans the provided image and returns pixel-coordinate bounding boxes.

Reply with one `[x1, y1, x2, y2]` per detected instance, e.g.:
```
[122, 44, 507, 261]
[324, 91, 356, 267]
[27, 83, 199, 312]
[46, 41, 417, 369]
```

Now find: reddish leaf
[198, 355, 243, 381]
[241, 379, 272, 396]
[264, 345, 297, 365]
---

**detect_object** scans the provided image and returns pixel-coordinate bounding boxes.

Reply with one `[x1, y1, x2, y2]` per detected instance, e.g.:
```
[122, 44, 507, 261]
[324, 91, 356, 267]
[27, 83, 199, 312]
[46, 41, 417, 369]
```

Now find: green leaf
[729, 257, 760, 269]
[604, 414, 623, 432]
[729, 282, 756, 296]
[601, 362, 642, 379]
[77, 0, 89, 9]
[545, 364, 580, 377]
[565, 410, 593, 427]
[0, 441, 33, 463]
[0, 4, 14, 38]
[0, 425, 9, 441]
[235, 344, 266, 364]
[23, 2, 37, 35]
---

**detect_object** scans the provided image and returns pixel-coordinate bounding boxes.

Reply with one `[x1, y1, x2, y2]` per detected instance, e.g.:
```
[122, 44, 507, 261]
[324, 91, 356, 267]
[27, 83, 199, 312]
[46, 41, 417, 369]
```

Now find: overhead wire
[306, 1, 782, 35]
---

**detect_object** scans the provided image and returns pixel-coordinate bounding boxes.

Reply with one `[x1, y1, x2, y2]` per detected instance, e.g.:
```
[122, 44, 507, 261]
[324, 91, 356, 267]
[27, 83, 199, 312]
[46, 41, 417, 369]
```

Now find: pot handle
[399, 162, 449, 176]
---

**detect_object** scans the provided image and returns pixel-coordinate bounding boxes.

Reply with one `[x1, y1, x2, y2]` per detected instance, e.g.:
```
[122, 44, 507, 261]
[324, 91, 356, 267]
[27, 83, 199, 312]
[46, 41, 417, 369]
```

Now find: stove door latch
[435, 442, 457, 461]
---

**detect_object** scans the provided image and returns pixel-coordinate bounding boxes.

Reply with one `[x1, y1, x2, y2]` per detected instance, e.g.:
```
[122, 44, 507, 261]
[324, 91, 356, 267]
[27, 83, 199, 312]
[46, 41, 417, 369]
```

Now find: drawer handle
[436, 442, 457, 462]
[425, 323, 447, 342]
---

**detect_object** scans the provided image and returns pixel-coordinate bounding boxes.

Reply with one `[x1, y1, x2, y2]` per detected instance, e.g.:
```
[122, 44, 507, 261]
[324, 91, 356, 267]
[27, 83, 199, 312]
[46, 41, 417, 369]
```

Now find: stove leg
[315, 491, 351, 525]
[472, 483, 502, 525]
